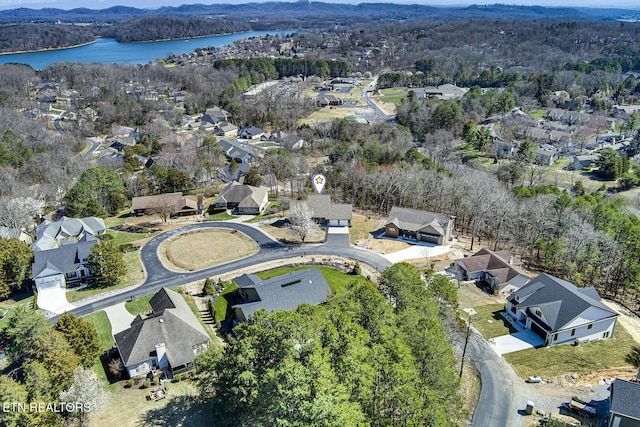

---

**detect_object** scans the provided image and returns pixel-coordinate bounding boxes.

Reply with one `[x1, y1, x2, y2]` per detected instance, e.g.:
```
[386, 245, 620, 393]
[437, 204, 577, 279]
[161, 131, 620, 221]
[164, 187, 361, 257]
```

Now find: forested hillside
[0, 24, 94, 53]
[101, 16, 251, 43]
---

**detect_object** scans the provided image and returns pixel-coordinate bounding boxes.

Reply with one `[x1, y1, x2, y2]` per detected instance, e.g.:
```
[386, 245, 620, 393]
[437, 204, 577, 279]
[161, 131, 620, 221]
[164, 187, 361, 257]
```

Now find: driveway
[103, 302, 136, 335]
[326, 226, 350, 247]
[489, 330, 545, 357]
[383, 243, 451, 263]
[37, 287, 76, 314]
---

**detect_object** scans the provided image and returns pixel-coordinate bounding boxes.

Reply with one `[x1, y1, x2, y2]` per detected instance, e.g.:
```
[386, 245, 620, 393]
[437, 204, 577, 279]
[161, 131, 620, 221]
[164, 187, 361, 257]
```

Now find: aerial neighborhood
[2, 3, 640, 427]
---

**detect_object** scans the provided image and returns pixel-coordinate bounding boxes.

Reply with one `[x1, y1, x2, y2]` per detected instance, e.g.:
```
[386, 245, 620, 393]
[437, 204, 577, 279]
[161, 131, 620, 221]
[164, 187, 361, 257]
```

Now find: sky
[0, 0, 638, 10]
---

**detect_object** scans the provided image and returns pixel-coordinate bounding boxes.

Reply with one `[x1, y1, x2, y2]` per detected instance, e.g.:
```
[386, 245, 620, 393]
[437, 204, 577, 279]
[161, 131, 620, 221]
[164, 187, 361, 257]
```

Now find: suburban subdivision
[2, 2, 640, 427]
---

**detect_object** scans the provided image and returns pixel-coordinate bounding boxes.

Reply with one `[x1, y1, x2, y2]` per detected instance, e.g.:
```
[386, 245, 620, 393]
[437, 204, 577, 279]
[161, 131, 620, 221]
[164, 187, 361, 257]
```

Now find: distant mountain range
[0, 3, 638, 25]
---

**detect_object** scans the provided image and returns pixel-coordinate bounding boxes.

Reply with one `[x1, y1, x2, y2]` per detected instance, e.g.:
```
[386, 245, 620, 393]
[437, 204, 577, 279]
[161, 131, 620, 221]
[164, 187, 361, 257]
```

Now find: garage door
[530, 321, 548, 343]
[35, 275, 65, 291]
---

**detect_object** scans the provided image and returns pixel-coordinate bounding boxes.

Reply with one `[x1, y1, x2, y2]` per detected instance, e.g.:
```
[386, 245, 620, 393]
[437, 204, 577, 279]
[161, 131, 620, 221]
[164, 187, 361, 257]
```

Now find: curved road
[65, 222, 392, 318]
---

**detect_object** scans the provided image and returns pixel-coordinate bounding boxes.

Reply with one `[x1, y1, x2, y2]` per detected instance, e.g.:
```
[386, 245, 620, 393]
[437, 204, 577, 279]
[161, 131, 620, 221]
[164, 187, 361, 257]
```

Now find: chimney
[155, 342, 168, 370]
[509, 256, 515, 265]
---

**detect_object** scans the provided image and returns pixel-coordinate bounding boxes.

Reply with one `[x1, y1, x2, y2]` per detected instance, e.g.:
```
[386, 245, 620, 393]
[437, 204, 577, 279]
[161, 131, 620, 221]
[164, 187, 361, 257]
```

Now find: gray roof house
[506, 274, 618, 346]
[238, 126, 265, 140]
[114, 287, 210, 378]
[454, 248, 529, 294]
[33, 216, 106, 252]
[383, 206, 455, 245]
[32, 234, 98, 291]
[131, 193, 198, 217]
[214, 182, 269, 215]
[219, 139, 258, 164]
[609, 378, 640, 427]
[291, 195, 352, 227]
[232, 269, 332, 322]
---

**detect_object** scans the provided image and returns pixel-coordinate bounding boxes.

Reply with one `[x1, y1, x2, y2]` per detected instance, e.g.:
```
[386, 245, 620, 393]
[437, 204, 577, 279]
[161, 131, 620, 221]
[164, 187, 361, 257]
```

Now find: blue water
[0, 30, 292, 70]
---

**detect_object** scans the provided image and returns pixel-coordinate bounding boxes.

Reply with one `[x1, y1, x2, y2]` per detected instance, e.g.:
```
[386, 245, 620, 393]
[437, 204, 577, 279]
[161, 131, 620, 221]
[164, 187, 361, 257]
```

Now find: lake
[0, 30, 293, 70]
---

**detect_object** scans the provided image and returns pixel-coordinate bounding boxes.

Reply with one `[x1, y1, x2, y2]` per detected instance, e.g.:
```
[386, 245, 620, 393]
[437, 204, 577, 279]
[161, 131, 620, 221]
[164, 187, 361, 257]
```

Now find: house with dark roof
[383, 206, 455, 245]
[114, 288, 210, 378]
[33, 216, 106, 252]
[214, 182, 269, 215]
[231, 269, 332, 322]
[609, 378, 640, 427]
[506, 274, 618, 346]
[32, 235, 98, 291]
[219, 139, 257, 164]
[131, 193, 198, 217]
[238, 126, 265, 140]
[291, 195, 352, 227]
[454, 248, 529, 294]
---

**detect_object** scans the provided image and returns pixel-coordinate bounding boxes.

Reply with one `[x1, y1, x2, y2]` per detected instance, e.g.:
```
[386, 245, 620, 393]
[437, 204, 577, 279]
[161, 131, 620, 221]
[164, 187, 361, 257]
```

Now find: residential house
[506, 273, 618, 346]
[291, 195, 352, 227]
[0, 226, 32, 244]
[383, 206, 455, 245]
[32, 234, 98, 291]
[219, 139, 258, 164]
[316, 94, 343, 107]
[231, 269, 332, 322]
[199, 106, 232, 125]
[33, 216, 106, 252]
[218, 162, 251, 183]
[238, 126, 265, 140]
[214, 121, 238, 138]
[454, 248, 529, 294]
[114, 288, 210, 378]
[131, 193, 198, 217]
[536, 147, 559, 166]
[214, 182, 269, 215]
[609, 378, 640, 427]
[571, 154, 599, 170]
[415, 84, 468, 100]
[262, 131, 308, 149]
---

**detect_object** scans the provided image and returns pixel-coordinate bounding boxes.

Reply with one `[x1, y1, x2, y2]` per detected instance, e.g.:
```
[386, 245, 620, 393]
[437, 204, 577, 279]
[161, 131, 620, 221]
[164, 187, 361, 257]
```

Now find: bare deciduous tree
[288, 202, 318, 243]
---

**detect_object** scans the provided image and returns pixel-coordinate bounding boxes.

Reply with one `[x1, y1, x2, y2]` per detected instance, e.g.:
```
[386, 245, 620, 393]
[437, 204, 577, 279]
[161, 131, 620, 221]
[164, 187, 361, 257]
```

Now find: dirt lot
[160, 229, 258, 271]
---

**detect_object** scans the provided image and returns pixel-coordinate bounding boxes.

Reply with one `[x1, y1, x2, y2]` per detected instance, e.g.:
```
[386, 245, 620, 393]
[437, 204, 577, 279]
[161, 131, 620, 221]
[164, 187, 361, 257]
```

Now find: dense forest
[0, 24, 94, 53]
[100, 16, 252, 43]
[196, 264, 462, 426]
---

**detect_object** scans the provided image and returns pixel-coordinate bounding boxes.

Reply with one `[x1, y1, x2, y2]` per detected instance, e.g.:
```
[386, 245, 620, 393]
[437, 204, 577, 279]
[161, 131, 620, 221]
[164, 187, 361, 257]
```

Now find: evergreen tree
[88, 240, 127, 288]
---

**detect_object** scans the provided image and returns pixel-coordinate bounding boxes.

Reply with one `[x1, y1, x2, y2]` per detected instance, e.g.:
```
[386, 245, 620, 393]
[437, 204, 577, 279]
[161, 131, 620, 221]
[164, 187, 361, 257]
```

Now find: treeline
[101, 16, 251, 43]
[196, 265, 462, 426]
[0, 23, 94, 53]
[563, 46, 640, 74]
[213, 57, 351, 79]
[378, 67, 521, 90]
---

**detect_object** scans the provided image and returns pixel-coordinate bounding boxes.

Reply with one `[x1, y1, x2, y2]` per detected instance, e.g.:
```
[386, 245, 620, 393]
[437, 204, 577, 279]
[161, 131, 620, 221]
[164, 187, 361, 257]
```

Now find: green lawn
[379, 87, 408, 106]
[244, 202, 286, 223]
[459, 304, 518, 339]
[350, 214, 380, 244]
[529, 109, 547, 120]
[67, 252, 145, 303]
[104, 212, 128, 228]
[105, 230, 155, 246]
[83, 310, 115, 350]
[213, 283, 238, 322]
[504, 323, 637, 379]
[125, 295, 153, 316]
[208, 210, 237, 221]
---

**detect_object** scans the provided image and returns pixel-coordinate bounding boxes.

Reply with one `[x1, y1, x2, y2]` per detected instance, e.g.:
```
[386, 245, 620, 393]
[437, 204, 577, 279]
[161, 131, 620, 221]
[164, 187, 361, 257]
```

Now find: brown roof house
[383, 206, 454, 245]
[131, 193, 198, 217]
[214, 182, 269, 215]
[454, 248, 530, 294]
[291, 195, 352, 227]
[114, 288, 210, 378]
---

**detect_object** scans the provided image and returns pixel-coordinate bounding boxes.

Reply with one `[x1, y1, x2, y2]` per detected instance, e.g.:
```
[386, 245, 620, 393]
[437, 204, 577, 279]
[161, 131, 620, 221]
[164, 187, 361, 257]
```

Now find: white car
[526, 376, 542, 383]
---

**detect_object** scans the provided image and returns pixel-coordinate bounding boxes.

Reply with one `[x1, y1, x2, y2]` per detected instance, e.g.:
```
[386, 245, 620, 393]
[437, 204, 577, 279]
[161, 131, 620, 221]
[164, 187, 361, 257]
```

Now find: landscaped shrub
[203, 277, 215, 296]
[141, 379, 150, 389]
[126, 379, 135, 388]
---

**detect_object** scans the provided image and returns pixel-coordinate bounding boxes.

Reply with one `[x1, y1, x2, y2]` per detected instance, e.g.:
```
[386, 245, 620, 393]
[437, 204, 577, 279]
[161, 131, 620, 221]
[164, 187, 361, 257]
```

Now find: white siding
[35, 273, 65, 291]
[563, 306, 617, 329]
[550, 317, 617, 345]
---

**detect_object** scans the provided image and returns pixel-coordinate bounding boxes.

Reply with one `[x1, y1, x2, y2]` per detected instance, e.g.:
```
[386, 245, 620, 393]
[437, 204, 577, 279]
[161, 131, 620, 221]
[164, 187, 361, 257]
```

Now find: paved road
[362, 75, 395, 124]
[61, 222, 392, 320]
[468, 329, 519, 427]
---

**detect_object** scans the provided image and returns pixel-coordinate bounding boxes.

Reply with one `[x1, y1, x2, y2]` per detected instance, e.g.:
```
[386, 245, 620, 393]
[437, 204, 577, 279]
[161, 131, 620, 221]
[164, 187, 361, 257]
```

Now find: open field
[300, 106, 371, 126]
[505, 323, 637, 379]
[350, 213, 382, 245]
[378, 87, 407, 106]
[259, 223, 326, 243]
[66, 251, 145, 303]
[88, 379, 208, 427]
[160, 229, 258, 271]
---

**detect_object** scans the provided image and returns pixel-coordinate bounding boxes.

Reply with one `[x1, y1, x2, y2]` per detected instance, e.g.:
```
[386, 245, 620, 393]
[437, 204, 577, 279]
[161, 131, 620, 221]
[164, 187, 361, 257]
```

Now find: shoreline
[0, 39, 98, 56]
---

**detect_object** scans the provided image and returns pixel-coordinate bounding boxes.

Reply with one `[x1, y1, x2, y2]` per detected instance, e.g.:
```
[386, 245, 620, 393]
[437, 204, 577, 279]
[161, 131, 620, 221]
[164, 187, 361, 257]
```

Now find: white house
[506, 274, 618, 346]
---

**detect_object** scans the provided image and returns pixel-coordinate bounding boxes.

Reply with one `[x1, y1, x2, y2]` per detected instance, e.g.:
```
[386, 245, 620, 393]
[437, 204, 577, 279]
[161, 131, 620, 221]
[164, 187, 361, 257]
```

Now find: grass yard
[213, 283, 238, 322]
[244, 203, 287, 223]
[66, 252, 145, 303]
[529, 109, 547, 120]
[458, 304, 518, 339]
[259, 223, 326, 243]
[0, 292, 36, 331]
[504, 323, 637, 379]
[104, 211, 129, 228]
[105, 230, 155, 246]
[125, 294, 153, 316]
[208, 210, 237, 221]
[350, 213, 382, 245]
[83, 310, 115, 350]
[257, 265, 369, 294]
[160, 229, 258, 271]
[88, 379, 208, 427]
[379, 87, 408, 106]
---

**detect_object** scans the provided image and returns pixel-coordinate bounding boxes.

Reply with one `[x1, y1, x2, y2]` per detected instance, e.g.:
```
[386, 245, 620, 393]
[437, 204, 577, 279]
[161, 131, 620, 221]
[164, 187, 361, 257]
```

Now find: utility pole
[459, 315, 472, 378]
